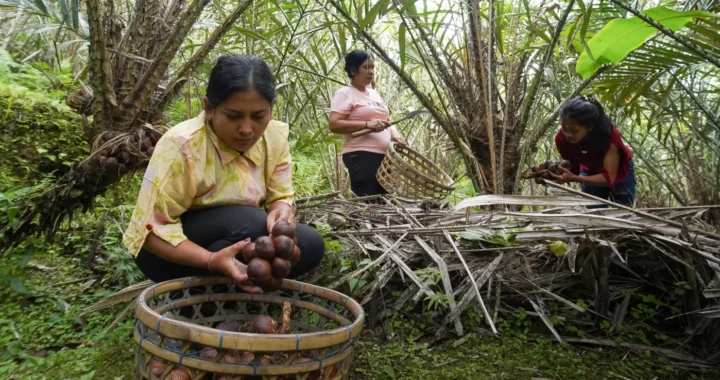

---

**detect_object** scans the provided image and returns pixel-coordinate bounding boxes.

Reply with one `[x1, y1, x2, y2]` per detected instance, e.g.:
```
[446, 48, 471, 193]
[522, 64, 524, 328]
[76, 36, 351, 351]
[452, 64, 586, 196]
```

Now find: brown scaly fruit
[271, 257, 292, 278]
[289, 246, 301, 266]
[261, 352, 287, 365]
[265, 276, 283, 291]
[223, 350, 254, 365]
[560, 160, 571, 169]
[255, 236, 275, 260]
[149, 361, 166, 377]
[248, 315, 278, 334]
[241, 242, 257, 264]
[214, 320, 240, 332]
[170, 367, 192, 380]
[273, 235, 294, 260]
[271, 221, 296, 240]
[548, 163, 559, 174]
[199, 347, 217, 360]
[534, 177, 543, 184]
[248, 257, 272, 285]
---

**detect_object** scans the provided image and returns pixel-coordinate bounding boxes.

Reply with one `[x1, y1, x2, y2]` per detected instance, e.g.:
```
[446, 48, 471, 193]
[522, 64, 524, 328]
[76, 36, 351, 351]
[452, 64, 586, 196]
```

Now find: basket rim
[385, 143, 455, 191]
[134, 276, 365, 352]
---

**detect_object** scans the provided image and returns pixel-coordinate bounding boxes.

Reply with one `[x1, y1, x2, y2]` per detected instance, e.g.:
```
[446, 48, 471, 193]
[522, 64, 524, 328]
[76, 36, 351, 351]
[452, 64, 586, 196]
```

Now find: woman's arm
[328, 112, 389, 134]
[551, 144, 620, 187]
[144, 234, 262, 293]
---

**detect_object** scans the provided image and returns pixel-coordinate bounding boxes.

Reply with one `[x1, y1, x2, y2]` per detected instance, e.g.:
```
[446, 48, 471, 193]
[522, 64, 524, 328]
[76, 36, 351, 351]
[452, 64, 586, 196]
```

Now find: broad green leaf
[71, 0, 79, 30]
[399, 23, 406, 69]
[338, 25, 346, 53]
[18, 244, 36, 268]
[34, 0, 48, 14]
[548, 241, 568, 257]
[58, 0, 68, 23]
[576, 6, 718, 78]
[10, 277, 27, 293]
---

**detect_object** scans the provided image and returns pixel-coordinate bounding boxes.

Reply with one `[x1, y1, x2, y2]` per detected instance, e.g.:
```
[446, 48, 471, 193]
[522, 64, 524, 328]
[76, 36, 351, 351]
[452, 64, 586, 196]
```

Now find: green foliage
[0, 57, 87, 187]
[576, 6, 718, 77]
[354, 315, 701, 380]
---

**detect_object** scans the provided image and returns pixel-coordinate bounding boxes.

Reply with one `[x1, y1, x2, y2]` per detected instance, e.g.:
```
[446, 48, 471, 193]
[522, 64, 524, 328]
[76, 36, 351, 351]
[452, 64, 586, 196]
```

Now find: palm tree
[0, 0, 252, 252]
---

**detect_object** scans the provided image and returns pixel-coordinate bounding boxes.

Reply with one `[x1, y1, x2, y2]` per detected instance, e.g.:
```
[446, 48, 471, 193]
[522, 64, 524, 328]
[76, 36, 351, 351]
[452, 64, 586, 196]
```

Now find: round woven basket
[133, 276, 365, 379]
[376, 142, 455, 200]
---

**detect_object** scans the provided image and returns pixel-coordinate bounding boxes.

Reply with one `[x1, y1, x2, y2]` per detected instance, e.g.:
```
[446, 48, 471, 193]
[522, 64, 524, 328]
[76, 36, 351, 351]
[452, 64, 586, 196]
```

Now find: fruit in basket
[271, 257, 292, 278]
[215, 320, 240, 332]
[222, 350, 254, 365]
[149, 361, 166, 377]
[249, 315, 278, 334]
[255, 236, 275, 260]
[266, 275, 284, 291]
[170, 367, 191, 380]
[261, 352, 287, 365]
[199, 347, 217, 360]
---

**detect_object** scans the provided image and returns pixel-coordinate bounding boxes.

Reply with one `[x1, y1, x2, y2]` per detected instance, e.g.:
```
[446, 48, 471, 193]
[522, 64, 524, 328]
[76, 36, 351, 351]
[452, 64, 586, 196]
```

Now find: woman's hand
[266, 202, 295, 234]
[208, 239, 263, 293]
[391, 136, 406, 148]
[367, 119, 391, 132]
[549, 167, 579, 184]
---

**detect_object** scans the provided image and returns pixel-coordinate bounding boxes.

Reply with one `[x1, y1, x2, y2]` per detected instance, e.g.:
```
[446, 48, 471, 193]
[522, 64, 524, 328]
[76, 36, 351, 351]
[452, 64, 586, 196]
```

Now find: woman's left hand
[267, 202, 295, 233]
[550, 167, 578, 184]
[391, 136, 406, 148]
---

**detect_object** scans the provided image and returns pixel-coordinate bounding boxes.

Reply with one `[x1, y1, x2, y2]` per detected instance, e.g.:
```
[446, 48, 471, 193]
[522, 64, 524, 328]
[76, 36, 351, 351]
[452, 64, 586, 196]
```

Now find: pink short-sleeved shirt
[330, 86, 399, 155]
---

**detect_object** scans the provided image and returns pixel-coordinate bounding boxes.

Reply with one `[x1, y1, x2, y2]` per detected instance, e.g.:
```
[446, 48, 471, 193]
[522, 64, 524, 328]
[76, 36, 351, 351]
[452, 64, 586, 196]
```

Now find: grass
[2, 244, 717, 379]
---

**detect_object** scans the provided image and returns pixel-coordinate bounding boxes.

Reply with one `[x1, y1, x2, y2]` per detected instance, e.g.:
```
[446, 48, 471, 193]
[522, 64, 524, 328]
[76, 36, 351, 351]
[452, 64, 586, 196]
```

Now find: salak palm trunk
[0, 0, 252, 252]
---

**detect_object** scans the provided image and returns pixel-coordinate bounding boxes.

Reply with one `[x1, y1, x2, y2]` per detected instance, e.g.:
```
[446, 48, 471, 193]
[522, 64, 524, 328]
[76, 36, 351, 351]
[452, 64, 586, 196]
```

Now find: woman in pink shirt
[329, 50, 405, 196]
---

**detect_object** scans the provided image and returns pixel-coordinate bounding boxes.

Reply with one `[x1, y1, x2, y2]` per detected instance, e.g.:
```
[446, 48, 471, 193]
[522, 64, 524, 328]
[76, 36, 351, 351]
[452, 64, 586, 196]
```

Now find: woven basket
[133, 276, 364, 379]
[376, 143, 454, 200]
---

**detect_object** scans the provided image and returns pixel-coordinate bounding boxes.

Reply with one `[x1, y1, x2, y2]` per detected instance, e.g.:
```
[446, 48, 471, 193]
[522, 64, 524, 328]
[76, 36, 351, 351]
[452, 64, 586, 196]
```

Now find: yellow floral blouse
[123, 112, 295, 257]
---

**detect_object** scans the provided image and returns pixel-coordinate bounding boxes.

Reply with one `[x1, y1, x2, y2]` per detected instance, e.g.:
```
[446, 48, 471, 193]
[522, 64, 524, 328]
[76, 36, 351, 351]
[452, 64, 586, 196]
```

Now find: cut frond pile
[298, 194, 720, 361]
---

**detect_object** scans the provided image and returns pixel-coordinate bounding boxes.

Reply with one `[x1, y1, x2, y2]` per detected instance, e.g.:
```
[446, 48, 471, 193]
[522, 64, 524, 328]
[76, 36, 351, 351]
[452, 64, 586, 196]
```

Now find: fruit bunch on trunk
[527, 159, 571, 184]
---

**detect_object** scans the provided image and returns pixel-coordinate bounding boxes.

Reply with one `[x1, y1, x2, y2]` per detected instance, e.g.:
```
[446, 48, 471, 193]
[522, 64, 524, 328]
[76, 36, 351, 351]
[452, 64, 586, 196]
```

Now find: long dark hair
[344, 49, 373, 79]
[206, 54, 276, 108]
[560, 96, 612, 150]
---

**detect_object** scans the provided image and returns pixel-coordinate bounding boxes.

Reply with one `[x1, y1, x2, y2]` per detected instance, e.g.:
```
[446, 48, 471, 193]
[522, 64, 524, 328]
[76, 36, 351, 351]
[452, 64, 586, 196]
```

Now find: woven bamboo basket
[376, 142, 455, 200]
[133, 276, 365, 379]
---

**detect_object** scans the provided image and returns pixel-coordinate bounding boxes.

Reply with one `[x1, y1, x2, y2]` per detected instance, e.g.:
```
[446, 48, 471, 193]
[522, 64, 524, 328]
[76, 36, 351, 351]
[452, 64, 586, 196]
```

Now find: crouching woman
[122, 54, 324, 292]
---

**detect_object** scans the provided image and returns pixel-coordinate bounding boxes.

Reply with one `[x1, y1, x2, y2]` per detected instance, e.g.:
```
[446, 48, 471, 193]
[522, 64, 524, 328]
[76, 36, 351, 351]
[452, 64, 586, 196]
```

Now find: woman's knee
[222, 206, 269, 239]
[293, 224, 325, 274]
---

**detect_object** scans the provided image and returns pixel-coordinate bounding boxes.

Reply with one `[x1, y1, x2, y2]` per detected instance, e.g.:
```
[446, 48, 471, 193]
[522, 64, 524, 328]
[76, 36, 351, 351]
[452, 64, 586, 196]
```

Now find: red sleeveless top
[555, 125, 633, 190]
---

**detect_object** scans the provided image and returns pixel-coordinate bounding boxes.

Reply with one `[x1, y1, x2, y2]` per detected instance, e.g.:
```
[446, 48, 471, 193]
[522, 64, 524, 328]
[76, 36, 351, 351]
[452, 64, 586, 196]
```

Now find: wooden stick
[543, 180, 720, 240]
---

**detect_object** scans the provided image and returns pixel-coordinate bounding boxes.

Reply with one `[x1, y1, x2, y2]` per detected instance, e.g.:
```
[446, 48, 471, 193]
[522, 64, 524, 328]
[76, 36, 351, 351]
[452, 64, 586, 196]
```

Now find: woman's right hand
[367, 119, 391, 132]
[208, 239, 263, 293]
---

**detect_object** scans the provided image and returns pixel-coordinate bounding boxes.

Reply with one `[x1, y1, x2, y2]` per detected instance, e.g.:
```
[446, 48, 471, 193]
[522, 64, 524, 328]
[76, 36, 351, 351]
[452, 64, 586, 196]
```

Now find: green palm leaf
[576, 6, 718, 77]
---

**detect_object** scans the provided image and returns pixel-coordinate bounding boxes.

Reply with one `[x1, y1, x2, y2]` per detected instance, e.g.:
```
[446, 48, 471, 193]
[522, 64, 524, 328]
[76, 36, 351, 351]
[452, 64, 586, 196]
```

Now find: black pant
[134, 205, 325, 283]
[342, 151, 387, 197]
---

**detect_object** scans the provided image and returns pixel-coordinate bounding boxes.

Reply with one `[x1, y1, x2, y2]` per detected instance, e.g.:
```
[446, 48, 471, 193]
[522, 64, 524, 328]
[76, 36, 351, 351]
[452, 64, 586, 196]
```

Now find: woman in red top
[551, 96, 636, 207]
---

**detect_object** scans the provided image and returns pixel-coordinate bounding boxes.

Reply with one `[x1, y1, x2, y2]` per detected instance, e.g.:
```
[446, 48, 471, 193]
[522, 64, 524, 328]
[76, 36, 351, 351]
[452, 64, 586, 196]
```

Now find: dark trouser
[581, 160, 637, 208]
[134, 205, 325, 283]
[342, 151, 387, 197]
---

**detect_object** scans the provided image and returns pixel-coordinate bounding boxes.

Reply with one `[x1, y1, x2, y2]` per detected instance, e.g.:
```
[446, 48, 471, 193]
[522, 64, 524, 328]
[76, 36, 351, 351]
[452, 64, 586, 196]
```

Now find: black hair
[560, 96, 613, 149]
[206, 54, 276, 108]
[344, 50, 373, 79]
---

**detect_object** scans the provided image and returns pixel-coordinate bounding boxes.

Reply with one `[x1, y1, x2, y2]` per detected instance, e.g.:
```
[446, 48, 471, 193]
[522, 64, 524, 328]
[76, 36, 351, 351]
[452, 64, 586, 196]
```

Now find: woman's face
[351, 58, 375, 87]
[204, 89, 274, 152]
[560, 115, 589, 144]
